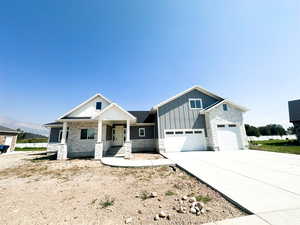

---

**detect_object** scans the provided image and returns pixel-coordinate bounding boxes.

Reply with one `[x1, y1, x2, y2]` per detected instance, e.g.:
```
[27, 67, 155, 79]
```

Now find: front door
[112, 126, 124, 146]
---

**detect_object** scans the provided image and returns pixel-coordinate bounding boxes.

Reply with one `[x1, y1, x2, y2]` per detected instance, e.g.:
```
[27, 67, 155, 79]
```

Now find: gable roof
[92, 103, 137, 121]
[204, 99, 249, 113]
[0, 125, 19, 134]
[152, 85, 224, 110]
[58, 93, 112, 120]
[128, 111, 155, 123]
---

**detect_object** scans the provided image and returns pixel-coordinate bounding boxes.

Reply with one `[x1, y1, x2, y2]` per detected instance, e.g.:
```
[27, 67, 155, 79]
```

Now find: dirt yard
[0, 152, 246, 225]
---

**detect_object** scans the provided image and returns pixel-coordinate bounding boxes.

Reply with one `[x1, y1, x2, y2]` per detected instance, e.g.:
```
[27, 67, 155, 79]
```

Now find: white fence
[15, 143, 48, 148]
[248, 135, 297, 142]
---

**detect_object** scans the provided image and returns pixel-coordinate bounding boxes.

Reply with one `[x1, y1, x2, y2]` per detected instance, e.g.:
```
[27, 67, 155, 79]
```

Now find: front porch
[56, 103, 137, 160]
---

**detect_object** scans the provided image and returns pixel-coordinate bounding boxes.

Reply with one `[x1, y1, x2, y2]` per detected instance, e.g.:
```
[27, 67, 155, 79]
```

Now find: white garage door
[217, 124, 241, 151]
[164, 129, 206, 152]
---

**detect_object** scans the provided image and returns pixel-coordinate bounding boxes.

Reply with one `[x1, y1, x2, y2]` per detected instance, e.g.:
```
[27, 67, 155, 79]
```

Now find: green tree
[245, 124, 260, 137]
[287, 126, 296, 135]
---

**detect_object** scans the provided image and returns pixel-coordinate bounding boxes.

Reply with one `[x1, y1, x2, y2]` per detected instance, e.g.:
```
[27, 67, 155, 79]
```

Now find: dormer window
[96, 102, 102, 110]
[189, 98, 203, 109]
[223, 104, 228, 111]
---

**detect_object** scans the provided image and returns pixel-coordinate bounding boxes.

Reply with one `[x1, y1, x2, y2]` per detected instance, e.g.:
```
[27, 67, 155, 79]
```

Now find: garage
[216, 124, 241, 151]
[164, 129, 206, 152]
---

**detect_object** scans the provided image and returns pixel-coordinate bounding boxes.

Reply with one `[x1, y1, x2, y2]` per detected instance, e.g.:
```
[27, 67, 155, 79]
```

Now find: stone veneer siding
[205, 104, 248, 150]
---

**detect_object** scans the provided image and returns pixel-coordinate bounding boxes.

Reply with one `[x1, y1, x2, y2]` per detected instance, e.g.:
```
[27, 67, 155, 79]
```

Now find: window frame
[189, 98, 203, 110]
[80, 128, 95, 140]
[138, 128, 145, 137]
[96, 102, 102, 110]
[223, 104, 228, 111]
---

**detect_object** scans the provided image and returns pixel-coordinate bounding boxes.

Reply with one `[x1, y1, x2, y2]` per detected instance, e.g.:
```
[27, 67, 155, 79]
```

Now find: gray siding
[158, 89, 220, 138]
[49, 127, 62, 143]
[130, 126, 155, 140]
[289, 99, 300, 122]
[293, 121, 300, 142]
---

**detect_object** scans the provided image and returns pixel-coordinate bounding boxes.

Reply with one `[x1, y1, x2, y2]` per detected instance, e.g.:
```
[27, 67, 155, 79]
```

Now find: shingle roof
[128, 111, 155, 123]
[44, 122, 63, 126]
[0, 125, 19, 133]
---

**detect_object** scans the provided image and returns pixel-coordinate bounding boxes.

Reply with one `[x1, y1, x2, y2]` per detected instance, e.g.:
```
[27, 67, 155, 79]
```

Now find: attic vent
[96, 102, 102, 110]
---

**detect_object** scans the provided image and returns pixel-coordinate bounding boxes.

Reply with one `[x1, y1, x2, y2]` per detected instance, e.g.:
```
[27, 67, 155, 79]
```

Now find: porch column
[95, 119, 104, 160]
[57, 122, 68, 160]
[124, 119, 132, 159]
[126, 120, 130, 142]
[97, 119, 102, 142]
[61, 122, 67, 144]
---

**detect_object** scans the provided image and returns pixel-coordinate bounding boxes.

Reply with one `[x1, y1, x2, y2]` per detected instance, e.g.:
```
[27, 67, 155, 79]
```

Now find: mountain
[0, 116, 49, 137]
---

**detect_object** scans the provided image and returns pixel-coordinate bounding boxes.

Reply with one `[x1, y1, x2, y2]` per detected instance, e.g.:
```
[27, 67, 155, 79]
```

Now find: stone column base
[124, 141, 132, 159]
[95, 142, 104, 159]
[57, 144, 68, 160]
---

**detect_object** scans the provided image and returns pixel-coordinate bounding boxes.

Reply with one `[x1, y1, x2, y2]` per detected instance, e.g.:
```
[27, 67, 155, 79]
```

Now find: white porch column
[95, 119, 104, 160]
[126, 120, 130, 142]
[61, 122, 67, 144]
[57, 122, 68, 160]
[97, 119, 102, 142]
[124, 120, 132, 159]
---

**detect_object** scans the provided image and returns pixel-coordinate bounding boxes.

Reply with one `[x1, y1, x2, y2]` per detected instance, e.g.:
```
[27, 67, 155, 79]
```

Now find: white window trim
[189, 98, 203, 110]
[139, 128, 145, 137]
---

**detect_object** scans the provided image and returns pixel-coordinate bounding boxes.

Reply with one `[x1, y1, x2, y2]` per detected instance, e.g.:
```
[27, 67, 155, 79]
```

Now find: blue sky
[1, 0, 299, 128]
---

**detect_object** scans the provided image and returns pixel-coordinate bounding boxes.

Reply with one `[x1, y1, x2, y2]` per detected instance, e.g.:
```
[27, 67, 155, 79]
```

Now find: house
[288, 99, 300, 141]
[45, 86, 249, 160]
[0, 125, 19, 152]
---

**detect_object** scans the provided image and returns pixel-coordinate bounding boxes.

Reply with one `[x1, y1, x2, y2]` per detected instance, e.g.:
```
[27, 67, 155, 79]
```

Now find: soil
[0, 152, 247, 225]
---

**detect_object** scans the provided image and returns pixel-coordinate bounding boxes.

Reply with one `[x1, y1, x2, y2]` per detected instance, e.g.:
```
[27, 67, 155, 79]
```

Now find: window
[185, 131, 193, 134]
[139, 128, 145, 137]
[189, 98, 203, 109]
[166, 131, 174, 135]
[194, 130, 202, 134]
[96, 102, 102, 110]
[223, 104, 228, 111]
[217, 125, 225, 128]
[80, 128, 95, 140]
[229, 124, 236, 127]
[175, 131, 183, 134]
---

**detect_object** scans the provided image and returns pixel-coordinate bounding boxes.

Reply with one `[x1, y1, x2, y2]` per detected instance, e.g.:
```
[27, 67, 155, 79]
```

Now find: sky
[1, 0, 300, 128]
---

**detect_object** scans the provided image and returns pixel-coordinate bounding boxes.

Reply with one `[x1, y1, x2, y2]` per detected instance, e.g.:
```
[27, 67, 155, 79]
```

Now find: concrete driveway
[165, 150, 300, 225]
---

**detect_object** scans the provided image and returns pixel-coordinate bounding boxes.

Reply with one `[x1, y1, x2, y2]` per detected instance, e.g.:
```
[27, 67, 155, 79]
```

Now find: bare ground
[0, 152, 247, 225]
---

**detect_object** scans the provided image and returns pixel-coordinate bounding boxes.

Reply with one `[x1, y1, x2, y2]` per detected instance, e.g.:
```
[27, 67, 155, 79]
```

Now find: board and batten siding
[130, 126, 155, 140]
[158, 89, 220, 138]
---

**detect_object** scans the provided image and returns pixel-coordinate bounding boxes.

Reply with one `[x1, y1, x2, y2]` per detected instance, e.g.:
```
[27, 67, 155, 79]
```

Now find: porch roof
[92, 103, 137, 122]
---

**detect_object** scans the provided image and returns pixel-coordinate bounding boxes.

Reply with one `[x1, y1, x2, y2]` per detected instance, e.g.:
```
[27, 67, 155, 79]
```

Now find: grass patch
[99, 195, 115, 208]
[14, 147, 47, 151]
[250, 139, 300, 155]
[17, 138, 48, 143]
[139, 191, 151, 201]
[195, 195, 212, 203]
[165, 190, 176, 196]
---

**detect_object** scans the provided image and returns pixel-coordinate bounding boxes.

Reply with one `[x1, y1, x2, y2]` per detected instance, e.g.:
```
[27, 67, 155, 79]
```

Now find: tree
[259, 124, 286, 136]
[245, 124, 260, 137]
[287, 126, 296, 135]
[16, 128, 25, 140]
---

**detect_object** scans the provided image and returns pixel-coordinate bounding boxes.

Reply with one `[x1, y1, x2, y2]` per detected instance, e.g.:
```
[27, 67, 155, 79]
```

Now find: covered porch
[50, 103, 136, 160]
[94, 103, 137, 159]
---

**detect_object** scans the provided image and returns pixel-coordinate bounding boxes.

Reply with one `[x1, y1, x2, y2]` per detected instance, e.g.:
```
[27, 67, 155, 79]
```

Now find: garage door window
[175, 131, 184, 135]
[194, 130, 202, 134]
[166, 131, 174, 135]
[229, 124, 237, 127]
[185, 131, 193, 134]
[217, 125, 225, 128]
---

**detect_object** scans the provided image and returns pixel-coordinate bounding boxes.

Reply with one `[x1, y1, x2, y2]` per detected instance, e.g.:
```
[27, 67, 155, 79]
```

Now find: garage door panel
[164, 129, 206, 152]
[217, 125, 241, 151]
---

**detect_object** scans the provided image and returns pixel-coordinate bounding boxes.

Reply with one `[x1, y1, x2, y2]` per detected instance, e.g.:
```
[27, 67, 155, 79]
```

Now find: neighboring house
[45, 86, 249, 160]
[0, 125, 19, 152]
[288, 99, 300, 142]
